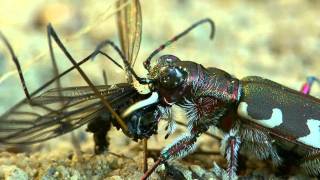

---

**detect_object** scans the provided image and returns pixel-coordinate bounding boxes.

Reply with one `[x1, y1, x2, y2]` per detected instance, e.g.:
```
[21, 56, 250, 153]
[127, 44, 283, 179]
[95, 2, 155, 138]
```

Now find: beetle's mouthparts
[122, 92, 159, 118]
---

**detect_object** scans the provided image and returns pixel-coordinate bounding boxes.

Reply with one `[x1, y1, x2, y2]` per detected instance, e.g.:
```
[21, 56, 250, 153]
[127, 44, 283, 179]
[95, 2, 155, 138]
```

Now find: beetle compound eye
[148, 55, 182, 80]
[159, 67, 185, 89]
[153, 55, 181, 68]
[158, 54, 180, 64]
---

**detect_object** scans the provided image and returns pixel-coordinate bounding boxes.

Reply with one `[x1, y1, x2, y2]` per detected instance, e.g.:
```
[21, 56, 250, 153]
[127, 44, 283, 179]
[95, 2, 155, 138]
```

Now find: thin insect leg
[88, 69, 111, 154]
[0, 31, 31, 100]
[0, 33, 124, 103]
[95, 40, 149, 84]
[143, 139, 148, 172]
[102, 70, 108, 85]
[141, 158, 162, 180]
[1, 30, 124, 101]
[93, 45, 124, 69]
[94, 39, 144, 84]
[0, 31, 72, 113]
[32, 52, 97, 97]
[300, 76, 320, 95]
[144, 18, 215, 70]
[4, 49, 124, 127]
[46, 24, 128, 133]
[47, 26, 62, 99]
[47, 27, 83, 161]
[70, 132, 83, 161]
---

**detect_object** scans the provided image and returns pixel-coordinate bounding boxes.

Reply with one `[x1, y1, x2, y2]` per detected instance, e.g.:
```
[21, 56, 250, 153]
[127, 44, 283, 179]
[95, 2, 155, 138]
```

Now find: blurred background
[0, 0, 320, 179]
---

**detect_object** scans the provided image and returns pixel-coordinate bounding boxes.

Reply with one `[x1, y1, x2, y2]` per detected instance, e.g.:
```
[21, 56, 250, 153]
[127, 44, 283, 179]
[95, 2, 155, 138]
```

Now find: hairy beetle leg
[212, 162, 238, 180]
[161, 134, 198, 161]
[300, 152, 320, 176]
[141, 134, 199, 179]
[218, 129, 241, 179]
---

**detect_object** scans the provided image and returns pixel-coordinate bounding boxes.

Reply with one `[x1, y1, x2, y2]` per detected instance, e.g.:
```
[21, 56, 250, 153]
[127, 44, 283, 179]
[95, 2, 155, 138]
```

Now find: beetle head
[148, 55, 188, 105]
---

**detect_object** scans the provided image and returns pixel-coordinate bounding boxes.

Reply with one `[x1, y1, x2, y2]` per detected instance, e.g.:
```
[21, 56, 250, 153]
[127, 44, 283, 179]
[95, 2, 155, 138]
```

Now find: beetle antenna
[143, 18, 215, 70]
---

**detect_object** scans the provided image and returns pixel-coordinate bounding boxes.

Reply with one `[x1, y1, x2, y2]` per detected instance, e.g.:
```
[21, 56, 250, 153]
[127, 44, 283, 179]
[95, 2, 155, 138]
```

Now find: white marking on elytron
[237, 102, 283, 128]
[297, 119, 320, 148]
[122, 92, 159, 118]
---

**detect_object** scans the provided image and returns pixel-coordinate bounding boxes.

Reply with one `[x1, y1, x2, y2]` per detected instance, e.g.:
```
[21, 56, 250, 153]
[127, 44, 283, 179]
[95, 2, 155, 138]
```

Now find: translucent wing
[116, 0, 142, 68]
[32, 85, 126, 105]
[0, 83, 137, 144]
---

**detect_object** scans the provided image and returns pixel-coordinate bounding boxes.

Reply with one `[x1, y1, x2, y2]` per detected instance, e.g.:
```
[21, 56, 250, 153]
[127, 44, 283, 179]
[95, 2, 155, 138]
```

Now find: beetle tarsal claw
[122, 92, 159, 118]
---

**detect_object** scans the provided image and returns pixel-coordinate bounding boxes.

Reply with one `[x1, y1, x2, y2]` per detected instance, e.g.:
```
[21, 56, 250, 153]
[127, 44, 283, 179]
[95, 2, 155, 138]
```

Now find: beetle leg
[300, 76, 320, 95]
[212, 162, 231, 180]
[160, 119, 210, 161]
[141, 133, 198, 180]
[300, 152, 320, 176]
[161, 133, 198, 161]
[238, 125, 282, 166]
[217, 128, 241, 179]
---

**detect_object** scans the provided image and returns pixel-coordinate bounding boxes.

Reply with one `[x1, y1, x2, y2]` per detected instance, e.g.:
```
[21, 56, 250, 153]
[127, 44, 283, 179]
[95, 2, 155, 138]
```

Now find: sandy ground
[0, 0, 320, 179]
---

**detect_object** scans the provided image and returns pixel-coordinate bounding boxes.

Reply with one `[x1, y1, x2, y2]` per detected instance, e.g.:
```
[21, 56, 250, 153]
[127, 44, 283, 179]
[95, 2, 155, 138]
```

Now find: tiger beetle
[137, 23, 320, 180]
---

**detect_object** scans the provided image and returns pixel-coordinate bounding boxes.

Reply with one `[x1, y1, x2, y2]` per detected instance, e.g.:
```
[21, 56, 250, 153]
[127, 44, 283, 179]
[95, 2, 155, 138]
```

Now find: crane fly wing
[116, 0, 142, 67]
[0, 0, 143, 145]
[0, 84, 136, 144]
[32, 84, 125, 105]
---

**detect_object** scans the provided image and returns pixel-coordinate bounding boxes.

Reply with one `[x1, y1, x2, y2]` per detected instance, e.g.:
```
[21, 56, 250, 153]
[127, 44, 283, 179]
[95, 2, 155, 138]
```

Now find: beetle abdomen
[237, 76, 320, 149]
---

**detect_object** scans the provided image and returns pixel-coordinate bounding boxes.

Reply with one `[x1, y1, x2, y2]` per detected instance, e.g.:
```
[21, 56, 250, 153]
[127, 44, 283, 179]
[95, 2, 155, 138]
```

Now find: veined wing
[116, 0, 142, 68]
[32, 84, 129, 105]
[0, 83, 137, 144]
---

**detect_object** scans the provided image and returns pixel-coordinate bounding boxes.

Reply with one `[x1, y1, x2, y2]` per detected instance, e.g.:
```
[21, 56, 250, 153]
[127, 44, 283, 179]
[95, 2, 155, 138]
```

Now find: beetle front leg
[141, 133, 199, 180]
[161, 133, 198, 161]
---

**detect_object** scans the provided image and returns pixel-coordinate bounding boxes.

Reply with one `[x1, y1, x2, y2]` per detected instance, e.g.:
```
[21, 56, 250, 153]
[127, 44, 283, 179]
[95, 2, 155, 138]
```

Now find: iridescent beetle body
[141, 55, 320, 179]
[239, 77, 320, 153]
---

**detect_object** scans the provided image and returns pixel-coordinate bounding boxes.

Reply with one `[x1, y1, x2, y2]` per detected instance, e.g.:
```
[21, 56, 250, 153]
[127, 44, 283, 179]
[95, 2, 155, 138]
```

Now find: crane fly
[0, 0, 216, 178]
[0, 0, 148, 157]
